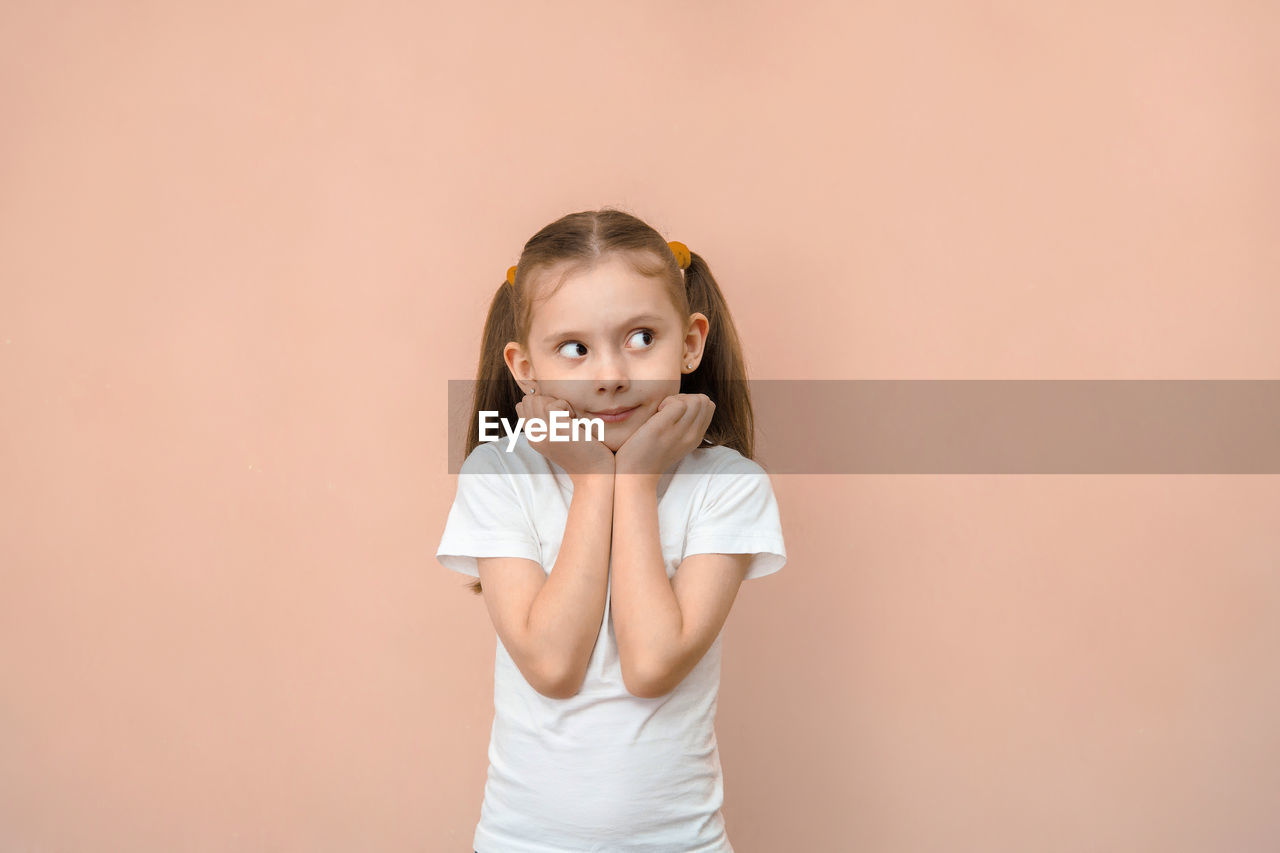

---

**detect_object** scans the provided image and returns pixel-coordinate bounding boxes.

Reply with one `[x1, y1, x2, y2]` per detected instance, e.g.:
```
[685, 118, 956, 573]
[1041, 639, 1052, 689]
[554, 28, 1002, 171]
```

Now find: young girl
[436, 208, 786, 853]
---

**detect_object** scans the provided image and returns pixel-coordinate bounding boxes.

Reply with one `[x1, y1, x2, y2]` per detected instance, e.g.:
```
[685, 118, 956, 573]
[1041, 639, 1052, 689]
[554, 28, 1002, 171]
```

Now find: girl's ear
[503, 341, 534, 387]
[683, 313, 710, 368]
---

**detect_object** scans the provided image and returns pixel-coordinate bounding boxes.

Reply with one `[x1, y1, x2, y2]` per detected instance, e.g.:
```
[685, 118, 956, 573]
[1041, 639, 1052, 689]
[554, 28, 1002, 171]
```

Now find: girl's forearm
[526, 473, 614, 695]
[610, 474, 682, 696]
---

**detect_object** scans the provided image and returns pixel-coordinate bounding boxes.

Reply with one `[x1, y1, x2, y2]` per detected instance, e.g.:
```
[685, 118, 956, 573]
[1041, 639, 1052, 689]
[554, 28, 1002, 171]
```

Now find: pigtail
[466, 280, 524, 458]
[680, 252, 755, 460]
[462, 279, 524, 595]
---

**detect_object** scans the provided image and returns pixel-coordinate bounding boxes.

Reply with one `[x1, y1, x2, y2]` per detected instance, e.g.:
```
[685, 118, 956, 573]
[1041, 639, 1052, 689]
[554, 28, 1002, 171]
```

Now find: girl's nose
[592, 351, 629, 391]
[595, 376, 629, 395]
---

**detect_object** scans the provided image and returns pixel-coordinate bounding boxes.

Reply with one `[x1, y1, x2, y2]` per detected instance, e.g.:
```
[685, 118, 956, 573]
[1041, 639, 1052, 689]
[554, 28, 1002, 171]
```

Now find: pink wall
[2, 1, 1277, 850]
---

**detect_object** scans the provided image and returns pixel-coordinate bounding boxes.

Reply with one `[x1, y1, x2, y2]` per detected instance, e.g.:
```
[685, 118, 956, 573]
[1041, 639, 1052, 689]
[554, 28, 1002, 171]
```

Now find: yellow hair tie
[668, 241, 691, 270]
[506, 265, 518, 286]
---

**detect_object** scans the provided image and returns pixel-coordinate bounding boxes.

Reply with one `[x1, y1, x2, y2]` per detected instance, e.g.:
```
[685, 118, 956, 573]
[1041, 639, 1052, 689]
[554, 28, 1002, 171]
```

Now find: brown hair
[460, 207, 756, 595]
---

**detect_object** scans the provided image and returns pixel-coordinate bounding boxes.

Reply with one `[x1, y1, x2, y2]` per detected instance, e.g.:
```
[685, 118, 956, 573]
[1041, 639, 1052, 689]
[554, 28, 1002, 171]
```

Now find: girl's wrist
[615, 451, 670, 479]
[614, 468, 661, 490]
[569, 461, 616, 486]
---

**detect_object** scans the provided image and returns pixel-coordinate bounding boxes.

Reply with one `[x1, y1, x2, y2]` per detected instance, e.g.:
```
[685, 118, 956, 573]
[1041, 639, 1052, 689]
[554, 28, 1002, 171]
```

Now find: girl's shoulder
[458, 438, 505, 474]
[683, 442, 768, 478]
[460, 433, 553, 477]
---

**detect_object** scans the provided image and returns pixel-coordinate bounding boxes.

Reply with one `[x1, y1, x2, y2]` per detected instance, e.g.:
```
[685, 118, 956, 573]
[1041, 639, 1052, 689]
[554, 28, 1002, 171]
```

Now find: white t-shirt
[436, 431, 786, 853]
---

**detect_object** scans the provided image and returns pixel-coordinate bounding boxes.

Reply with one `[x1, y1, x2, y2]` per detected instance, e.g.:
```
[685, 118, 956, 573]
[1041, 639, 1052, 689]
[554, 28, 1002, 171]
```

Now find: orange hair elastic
[667, 241, 691, 270]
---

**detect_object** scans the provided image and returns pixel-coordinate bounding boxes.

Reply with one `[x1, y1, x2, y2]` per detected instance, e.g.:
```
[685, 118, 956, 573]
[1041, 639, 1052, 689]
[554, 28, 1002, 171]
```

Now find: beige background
[2, 1, 1278, 850]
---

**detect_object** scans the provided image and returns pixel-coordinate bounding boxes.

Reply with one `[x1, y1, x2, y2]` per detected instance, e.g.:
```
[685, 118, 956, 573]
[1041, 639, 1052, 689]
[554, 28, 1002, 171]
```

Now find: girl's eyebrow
[541, 313, 668, 346]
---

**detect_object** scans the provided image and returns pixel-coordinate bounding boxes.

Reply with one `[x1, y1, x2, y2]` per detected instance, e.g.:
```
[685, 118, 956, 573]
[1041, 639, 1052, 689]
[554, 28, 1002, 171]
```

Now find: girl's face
[504, 253, 708, 453]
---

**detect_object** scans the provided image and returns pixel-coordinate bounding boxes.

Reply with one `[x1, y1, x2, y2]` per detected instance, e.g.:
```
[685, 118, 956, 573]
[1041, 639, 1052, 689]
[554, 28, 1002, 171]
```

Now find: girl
[436, 208, 786, 853]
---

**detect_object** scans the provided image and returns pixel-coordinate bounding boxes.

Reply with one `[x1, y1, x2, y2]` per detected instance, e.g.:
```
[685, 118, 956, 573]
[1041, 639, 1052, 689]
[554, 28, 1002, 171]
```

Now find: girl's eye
[627, 329, 655, 348]
[556, 331, 653, 360]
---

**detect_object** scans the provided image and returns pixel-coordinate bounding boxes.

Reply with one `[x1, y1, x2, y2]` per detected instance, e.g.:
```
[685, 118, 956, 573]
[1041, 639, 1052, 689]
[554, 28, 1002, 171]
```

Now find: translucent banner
[443, 380, 1280, 474]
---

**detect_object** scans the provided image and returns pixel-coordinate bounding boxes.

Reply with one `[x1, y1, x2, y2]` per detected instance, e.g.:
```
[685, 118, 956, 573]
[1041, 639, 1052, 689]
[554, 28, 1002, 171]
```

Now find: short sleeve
[435, 444, 541, 577]
[684, 455, 787, 581]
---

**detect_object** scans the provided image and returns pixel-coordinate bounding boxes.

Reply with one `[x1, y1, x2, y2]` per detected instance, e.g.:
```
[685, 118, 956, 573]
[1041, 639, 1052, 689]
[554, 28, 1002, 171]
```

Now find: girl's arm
[611, 474, 751, 698]
[519, 472, 614, 697]
[491, 392, 616, 698]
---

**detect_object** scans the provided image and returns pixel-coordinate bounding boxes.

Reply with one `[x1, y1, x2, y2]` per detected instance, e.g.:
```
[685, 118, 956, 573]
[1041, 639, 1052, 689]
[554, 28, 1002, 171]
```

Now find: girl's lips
[587, 405, 639, 423]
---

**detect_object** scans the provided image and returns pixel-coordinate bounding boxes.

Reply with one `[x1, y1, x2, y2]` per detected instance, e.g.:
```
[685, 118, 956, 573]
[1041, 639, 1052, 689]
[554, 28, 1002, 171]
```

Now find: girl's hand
[614, 393, 715, 478]
[515, 391, 616, 481]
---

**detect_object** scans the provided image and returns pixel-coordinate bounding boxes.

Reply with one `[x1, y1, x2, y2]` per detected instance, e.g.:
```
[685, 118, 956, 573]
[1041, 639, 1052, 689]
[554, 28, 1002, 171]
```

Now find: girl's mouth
[587, 405, 639, 423]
